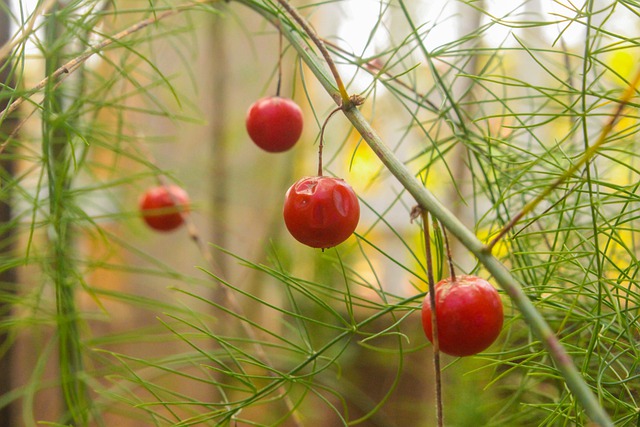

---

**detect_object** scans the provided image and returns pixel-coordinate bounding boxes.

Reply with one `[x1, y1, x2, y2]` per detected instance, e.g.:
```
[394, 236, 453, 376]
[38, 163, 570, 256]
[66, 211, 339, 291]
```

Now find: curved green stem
[44, 5, 88, 425]
[346, 75, 613, 427]
[237, 1, 613, 425]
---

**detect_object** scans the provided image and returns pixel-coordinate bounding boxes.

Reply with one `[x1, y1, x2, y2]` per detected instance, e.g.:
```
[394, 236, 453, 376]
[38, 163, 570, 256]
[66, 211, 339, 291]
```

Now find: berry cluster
[137, 93, 501, 358]
[138, 95, 360, 251]
[245, 96, 360, 249]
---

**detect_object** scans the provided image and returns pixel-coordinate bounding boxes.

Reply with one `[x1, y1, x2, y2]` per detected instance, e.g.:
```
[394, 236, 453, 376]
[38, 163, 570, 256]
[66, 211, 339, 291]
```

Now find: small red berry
[139, 185, 190, 232]
[422, 275, 503, 357]
[283, 176, 360, 249]
[245, 96, 304, 152]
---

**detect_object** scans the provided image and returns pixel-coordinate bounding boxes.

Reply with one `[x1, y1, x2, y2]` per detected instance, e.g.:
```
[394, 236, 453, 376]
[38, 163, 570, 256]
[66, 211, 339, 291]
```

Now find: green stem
[488, 63, 640, 251]
[578, 0, 604, 390]
[418, 209, 443, 427]
[236, 1, 614, 425]
[44, 6, 88, 426]
[345, 101, 613, 427]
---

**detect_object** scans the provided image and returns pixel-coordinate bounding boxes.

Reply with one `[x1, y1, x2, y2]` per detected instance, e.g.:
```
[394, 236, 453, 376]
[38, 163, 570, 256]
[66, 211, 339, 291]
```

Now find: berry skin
[421, 275, 503, 357]
[283, 176, 360, 249]
[245, 96, 304, 152]
[139, 185, 190, 232]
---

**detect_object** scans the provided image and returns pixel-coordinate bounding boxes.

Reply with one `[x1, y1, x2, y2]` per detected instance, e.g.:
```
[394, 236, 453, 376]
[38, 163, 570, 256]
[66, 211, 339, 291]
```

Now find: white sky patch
[415, 0, 458, 51]
[334, 0, 390, 93]
[337, 0, 388, 57]
[8, 0, 42, 57]
[8, 0, 109, 73]
[481, 0, 527, 48]
[541, 0, 586, 47]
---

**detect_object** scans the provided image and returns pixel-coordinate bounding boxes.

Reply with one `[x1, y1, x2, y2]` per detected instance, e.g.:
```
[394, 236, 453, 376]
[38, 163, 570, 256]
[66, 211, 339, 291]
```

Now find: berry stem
[439, 221, 456, 283]
[275, 30, 283, 97]
[418, 208, 444, 427]
[317, 106, 342, 176]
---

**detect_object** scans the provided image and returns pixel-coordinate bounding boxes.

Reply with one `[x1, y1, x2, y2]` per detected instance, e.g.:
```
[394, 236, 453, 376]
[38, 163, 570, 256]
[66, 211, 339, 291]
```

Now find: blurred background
[1, 0, 639, 426]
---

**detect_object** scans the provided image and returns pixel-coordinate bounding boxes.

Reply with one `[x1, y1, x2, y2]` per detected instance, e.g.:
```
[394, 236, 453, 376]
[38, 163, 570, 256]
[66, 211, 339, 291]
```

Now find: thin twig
[321, 38, 440, 113]
[412, 207, 444, 427]
[317, 106, 342, 176]
[439, 221, 456, 283]
[487, 65, 640, 252]
[276, 30, 283, 97]
[0, 0, 58, 64]
[0, 1, 214, 124]
[134, 141, 304, 427]
[276, 0, 350, 106]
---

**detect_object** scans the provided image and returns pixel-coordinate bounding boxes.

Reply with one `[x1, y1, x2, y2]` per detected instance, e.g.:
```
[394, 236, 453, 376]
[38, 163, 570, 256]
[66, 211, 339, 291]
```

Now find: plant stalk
[488, 65, 640, 251]
[44, 5, 88, 425]
[415, 208, 444, 427]
[343, 105, 612, 427]
[238, 2, 614, 425]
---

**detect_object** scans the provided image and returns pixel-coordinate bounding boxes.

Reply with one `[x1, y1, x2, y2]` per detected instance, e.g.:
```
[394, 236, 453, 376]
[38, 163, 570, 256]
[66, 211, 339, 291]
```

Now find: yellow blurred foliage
[601, 228, 636, 273]
[346, 128, 385, 193]
[607, 49, 638, 87]
[477, 228, 510, 260]
[613, 114, 639, 137]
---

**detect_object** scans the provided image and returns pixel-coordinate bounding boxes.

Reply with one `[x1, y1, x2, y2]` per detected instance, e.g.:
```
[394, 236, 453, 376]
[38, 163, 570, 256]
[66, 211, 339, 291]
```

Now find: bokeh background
[1, 0, 639, 426]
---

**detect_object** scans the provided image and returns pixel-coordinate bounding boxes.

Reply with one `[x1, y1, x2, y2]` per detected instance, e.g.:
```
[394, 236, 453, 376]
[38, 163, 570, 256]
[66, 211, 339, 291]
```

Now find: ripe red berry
[245, 96, 304, 152]
[421, 275, 503, 357]
[139, 185, 190, 232]
[283, 176, 360, 249]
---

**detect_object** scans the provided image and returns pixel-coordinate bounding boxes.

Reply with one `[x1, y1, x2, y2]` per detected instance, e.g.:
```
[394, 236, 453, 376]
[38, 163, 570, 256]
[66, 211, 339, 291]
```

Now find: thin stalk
[0, 1, 218, 128]
[413, 207, 443, 427]
[44, 5, 88, 425]
[439, 221, 456, 282]
[276, 30, 283, 97]
[0, 0, 57, 64]
[397, 0, 468, 136]
[236, 2, 614, 425]
[317, 106, 342, 176]
[275, 0, 350, 106]
[321, 38, 440, 113]
[488, 64, 640, 251]
[210, 7, 229, 283]
[578, 0, 605, 399]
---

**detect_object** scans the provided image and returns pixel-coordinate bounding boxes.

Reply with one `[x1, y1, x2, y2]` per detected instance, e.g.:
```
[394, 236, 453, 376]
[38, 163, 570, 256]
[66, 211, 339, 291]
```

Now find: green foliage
[0, 0, 638, 426]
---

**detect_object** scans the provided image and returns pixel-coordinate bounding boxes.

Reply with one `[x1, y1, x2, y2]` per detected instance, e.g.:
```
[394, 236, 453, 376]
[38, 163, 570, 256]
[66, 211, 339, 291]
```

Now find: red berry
[245, 96, 304, 152]
[421, 275, 503, 357]
[283, 176, 360, 249]
[139, 185, 190, 232]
